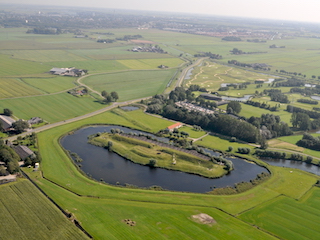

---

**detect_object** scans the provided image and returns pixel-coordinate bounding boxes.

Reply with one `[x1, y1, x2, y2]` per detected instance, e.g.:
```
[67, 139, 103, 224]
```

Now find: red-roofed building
[166, 122, 183, 131]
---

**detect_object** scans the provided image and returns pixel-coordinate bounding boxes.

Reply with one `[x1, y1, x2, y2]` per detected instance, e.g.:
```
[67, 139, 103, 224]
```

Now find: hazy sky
[3, 0, 320, 23]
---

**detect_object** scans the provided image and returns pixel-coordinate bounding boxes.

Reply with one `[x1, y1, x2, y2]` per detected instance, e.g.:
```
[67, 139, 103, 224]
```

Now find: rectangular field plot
[0, 54, 48, 76]
[22, 76, 76, 94]
[0, 180, 87, 240]
[0, 78, 43, 98]
[0, 93, 103, 123]
[239, 189, 320, 240]
[1, 50, 87, 62]
[83, 69, 176, 101]
[117, 58, 184, 69]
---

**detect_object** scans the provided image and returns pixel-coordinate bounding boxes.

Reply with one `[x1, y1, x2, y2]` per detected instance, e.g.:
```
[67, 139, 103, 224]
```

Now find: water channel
[61, 126, 267, 193]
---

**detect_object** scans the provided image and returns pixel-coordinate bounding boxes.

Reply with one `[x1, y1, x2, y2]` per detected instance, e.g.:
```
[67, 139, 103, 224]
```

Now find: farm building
[27, 117, 42, 125]
[0, 115, 16, 131]
[49, 67, 87, 77]
[166, 122, 183, 131]
[13, 145, 35, 161]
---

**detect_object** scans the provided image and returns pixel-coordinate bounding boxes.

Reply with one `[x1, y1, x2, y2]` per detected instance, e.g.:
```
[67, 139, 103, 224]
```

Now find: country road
[6, 96, 151, 142]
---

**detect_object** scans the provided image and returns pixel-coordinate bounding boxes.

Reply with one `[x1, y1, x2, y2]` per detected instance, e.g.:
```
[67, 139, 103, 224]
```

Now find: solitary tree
[3, 108, 13, 116]
[12, 120, 29, 134]
[111, 91, 119, 101]
[148, 159, 157, 168]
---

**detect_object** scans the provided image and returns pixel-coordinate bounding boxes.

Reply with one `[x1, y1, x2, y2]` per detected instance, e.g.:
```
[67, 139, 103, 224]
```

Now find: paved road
[6, 97, 151, 142]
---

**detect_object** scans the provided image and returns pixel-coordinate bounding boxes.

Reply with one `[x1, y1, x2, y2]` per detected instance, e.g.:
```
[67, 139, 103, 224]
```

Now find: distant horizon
[2, 0, 320, 24]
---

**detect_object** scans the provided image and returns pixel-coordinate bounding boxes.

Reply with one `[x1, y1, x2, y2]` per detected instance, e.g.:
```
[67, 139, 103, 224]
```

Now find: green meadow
[83, 69, 176, 101]
[0, 93, 102, 122]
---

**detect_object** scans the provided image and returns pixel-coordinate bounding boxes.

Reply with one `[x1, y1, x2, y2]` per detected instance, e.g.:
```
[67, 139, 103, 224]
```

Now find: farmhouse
[166, 122, 183, 131]
[49, 67, 87, 77]
[0, 115, 15, 131]
[13, 145, 35, 161]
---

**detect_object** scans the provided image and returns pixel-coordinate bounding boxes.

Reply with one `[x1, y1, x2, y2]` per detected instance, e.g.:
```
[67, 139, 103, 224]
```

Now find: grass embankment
[0, 179, 88, 240]
[90, 133, 227, 178]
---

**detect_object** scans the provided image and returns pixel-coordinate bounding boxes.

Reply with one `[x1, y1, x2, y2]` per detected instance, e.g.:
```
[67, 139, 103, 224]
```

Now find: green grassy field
[83, 69, 176, 101]
[0, 93, 103, 122]
[21, 76, 76, 94]
[0, 180, 88, 240]
[0, 77, 43, 98]
[239, 187, 320, 240]
[117, 58, 184, 69]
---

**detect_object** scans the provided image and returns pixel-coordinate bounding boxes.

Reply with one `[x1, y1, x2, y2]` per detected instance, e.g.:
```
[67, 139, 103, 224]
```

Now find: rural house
[0, 115, 16, 131]
[166, 122, 183, 131]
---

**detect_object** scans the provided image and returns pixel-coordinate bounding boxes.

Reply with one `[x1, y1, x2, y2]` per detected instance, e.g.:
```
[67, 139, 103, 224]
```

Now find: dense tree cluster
[228, 60, 270, 71]
[273, 78, 304, 87]
[222, 36, 242, 41]
[147, 87, 260, 143]
[97, 39, 115, 43]
[0, 141, 20, 175]
[297, 133, 320, 151]
[248, 114, 292, 139]
[290, 87, 320, 96]
[3, 108, 13, 116]
[116, 35, 142, 41]
[287, 105, 320, 119]
[268, 91, 289, 103]
[26, 27, 62, 34]
[101, 91, 119, 103]
[12, 120, 29, 134]
[227, 101, 241, 114]
[245, 100, 279, 112]
[291, 112, 311, 130]
[255, 149, 286, 159]
[297, 99, 318, 105]
[194, 52, 222, 59]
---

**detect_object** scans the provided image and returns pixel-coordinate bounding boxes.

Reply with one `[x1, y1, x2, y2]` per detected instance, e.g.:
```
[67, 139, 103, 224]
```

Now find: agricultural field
[83, 69, 177, 101]
[21, 76, 76, 94]
[117, 58, 184, 69]
[239, 188, 320, 240]
[0, 180, 87, 240]
[0, 93, 103, 123]
[0, 77, 43, 98]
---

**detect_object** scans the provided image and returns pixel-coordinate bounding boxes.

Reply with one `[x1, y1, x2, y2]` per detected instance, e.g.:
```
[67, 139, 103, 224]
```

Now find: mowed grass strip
[0, 180, 88, 240]
[83, 69, 176, 101]
[35, 177, 277, 240]
[0, 78, 43, 98]
[0, 92, 103, 123]
[117, 58, 184, 69]
[22, 76, 76, 94]
[239, 188, 320, 240]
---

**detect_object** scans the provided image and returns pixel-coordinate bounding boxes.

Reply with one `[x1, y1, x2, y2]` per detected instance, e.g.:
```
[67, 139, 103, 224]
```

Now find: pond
[221, 95, 252, 102]
[60, 126, 267, 193]
[311, 96, 320, 101]
[184, 67, 194, 80]
[120, 106, 139, 111]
